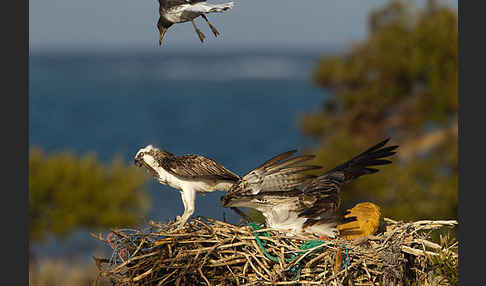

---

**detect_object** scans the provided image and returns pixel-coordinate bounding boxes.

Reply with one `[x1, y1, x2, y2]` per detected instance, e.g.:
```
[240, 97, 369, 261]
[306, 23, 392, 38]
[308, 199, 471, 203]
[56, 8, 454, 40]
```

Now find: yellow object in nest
[337, 202, 381, 240]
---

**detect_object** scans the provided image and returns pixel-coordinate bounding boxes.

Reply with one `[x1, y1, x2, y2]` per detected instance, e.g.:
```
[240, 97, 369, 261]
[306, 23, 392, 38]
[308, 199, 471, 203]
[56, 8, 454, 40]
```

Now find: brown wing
[233, 150, 321, 196]
[160, 154, 240, 182]
[297, 173, 342, 219]
[298, 138, 398, 219]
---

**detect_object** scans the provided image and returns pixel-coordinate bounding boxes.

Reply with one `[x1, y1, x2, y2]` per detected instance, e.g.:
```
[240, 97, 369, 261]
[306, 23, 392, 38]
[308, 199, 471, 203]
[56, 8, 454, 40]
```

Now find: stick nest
[92, 217, 457, 286]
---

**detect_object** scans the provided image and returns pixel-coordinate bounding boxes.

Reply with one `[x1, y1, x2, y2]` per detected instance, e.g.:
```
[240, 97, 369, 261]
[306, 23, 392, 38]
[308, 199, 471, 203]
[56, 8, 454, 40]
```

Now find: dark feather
[271, 165, 322, 176]
[224, 150, 319, 198]
[253, 150, 297, 171]
[160, 154, 240, 182]
[266, 155, 317, 175]
[297, 139, 398, 219]
[324, 138, 398, 182]
[248, 151, 318, 193]
[260, 174, 317, 192]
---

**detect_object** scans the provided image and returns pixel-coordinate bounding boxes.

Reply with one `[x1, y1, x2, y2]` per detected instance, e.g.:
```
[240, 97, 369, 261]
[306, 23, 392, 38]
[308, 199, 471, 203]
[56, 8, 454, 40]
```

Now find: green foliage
[30, 258, 112, 286]
[299, 0, 457, 220]
[29, 147, 151, 243]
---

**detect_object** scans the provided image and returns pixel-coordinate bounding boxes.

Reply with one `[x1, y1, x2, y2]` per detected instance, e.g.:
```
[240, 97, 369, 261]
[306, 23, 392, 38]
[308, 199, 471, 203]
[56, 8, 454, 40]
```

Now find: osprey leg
[175, 192, 187, 223]
[201, 14, 220, 37]
[191, 20, 206, 43]
[176, 188, 196, 228]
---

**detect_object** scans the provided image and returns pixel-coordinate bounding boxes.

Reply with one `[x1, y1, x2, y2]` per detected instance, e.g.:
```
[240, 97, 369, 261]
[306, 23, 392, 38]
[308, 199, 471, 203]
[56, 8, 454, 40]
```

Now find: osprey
[157, 0, 234, 45]
[221, 138, 398, 238]
[134, 145, 240, 228]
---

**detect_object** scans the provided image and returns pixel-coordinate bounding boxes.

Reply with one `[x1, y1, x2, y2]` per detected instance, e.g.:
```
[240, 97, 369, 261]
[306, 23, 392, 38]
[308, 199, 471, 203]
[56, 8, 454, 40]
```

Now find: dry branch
[92, 217, 457, 285]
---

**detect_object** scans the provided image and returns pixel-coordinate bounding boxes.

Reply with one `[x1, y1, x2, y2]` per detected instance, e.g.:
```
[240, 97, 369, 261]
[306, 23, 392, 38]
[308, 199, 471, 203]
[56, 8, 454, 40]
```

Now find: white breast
[143, 155, 183, 189]
[261, 203, 339, 238]
[304, 222, 339, 238]
[263, 206, 307, 234]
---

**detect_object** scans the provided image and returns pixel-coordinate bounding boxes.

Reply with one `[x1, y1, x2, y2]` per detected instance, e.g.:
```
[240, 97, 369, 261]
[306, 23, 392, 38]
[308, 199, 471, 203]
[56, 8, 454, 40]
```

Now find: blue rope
[249, 223, 337, 281]
[342, 243, 350, 269]
[248, 223, 354, 278]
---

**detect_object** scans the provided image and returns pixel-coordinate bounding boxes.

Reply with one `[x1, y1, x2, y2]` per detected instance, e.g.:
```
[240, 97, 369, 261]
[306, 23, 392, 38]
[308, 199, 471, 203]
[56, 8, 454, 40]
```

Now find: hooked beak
[221, 194, 249, 208]
[220, 195, 229, 207]
[220, 195, 234, 208]
[134, 157, 143, 168]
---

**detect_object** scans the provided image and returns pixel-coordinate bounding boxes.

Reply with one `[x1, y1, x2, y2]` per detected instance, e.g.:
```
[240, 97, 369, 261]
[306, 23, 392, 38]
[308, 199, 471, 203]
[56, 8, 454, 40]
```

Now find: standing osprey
[221, 138, 398, 238]
[157, 0, 234, 45]
[134, 145, 240, 228]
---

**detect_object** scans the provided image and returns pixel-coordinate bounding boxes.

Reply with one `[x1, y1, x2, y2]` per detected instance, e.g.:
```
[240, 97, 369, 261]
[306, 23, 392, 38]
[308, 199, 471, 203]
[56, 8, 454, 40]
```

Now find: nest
[92, 217, 457, 286]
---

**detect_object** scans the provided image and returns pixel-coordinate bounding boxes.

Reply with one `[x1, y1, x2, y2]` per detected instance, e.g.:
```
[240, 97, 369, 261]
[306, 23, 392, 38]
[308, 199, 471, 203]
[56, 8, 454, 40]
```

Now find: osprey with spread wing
[157, 0, 234, 45]
[134, 145, 240, 228]
[221, 139, 398, 238]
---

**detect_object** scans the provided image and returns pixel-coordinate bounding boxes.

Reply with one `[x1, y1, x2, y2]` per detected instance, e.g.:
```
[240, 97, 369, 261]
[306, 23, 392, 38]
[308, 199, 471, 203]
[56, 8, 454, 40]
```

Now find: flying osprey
[134, 145, 240, 228]
[221, 138, 398, 238]
[157, 0, 234, 45]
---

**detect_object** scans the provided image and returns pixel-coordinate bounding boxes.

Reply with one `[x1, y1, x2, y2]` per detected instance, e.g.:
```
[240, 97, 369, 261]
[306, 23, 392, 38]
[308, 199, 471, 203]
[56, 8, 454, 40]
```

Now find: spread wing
[161, 154, 240, 182]
[232, 150, 321, 196]
[183, 1, 234, 14]
[159, 0, 204, 9]
[298, 138, 398, 219]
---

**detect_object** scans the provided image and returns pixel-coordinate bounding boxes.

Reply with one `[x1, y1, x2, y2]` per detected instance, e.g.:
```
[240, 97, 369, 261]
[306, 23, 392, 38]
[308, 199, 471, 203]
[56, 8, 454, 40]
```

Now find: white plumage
[164, 2, 234, 23]
[157, 0, 234, 45]
[135, 145, 239, 228]
[221, 139, 398, 238]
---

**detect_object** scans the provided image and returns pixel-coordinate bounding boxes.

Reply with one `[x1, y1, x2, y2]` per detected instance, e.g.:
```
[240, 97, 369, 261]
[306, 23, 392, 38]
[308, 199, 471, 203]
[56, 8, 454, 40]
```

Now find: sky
[29, 0, 457, 52]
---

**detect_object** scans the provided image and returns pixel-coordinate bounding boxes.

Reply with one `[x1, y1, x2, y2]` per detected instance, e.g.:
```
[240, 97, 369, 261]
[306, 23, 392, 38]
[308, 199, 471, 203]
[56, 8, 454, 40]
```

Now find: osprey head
[134, 145, 156, 166]
[157, 17, 172, 46]
[134, 145, 172, 177]
[220, 193, 235, 208]
[220, 182, 264, 208]
[221, 182, 244, 207]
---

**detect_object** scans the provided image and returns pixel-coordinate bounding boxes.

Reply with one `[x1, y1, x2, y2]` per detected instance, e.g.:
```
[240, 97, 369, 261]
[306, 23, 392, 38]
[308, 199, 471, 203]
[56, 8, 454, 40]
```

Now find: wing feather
[253, 150, 297, 171]
[231, 150, 320, 195]
[159, 0, 204, 9]
[298, 138, 398, 219]
[265, 155, 316, 175]
[161, 154, 240, 182]
[184, 1, 234, 13]
[297, 173, 343, 218]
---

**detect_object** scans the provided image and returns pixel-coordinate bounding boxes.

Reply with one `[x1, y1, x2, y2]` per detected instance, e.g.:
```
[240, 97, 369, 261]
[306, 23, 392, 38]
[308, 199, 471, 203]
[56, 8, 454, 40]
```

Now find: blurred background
[29, 0, 458, 284]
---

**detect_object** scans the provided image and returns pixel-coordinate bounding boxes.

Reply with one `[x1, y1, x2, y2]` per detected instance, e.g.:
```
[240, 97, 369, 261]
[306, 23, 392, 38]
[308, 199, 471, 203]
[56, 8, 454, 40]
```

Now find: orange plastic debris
[337, 202, 381, 240]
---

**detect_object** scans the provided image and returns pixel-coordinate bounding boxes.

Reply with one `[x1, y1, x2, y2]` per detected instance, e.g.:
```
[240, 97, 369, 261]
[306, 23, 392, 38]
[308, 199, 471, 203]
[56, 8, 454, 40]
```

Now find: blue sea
[29, 49, 331, 260]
